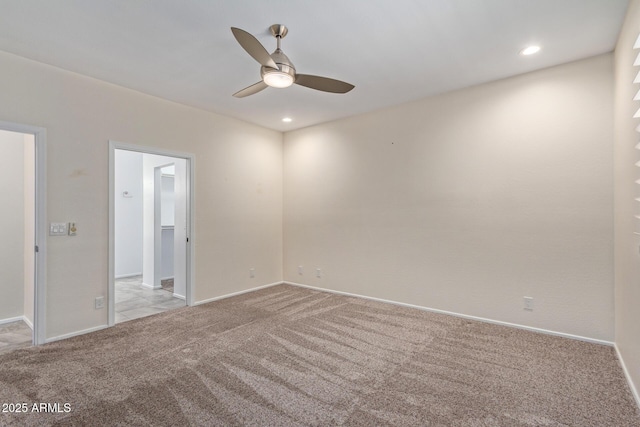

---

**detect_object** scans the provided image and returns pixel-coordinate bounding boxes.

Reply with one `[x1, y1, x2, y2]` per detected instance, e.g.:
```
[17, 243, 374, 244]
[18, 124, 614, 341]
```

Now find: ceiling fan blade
[295, 74, 355, 94]
[233, 81, 268, 98]
[231, 27, 278, 69]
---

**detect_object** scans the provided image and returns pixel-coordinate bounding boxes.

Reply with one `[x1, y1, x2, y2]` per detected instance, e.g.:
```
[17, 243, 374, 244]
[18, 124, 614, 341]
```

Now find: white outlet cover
[523, 297, 534, 310]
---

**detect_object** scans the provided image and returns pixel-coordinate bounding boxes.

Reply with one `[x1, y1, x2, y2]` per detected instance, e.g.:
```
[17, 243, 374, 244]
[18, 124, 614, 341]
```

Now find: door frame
[108, 141, 195, 326]
[0, 120, 47, 345]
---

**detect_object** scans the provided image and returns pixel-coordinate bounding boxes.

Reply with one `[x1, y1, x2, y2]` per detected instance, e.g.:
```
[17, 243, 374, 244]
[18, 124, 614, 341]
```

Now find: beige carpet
[0, 284, 638, 426]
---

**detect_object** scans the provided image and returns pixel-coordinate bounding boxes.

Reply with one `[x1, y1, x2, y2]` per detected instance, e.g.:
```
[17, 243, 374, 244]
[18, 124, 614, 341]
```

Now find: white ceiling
[0, 0, 629, 132]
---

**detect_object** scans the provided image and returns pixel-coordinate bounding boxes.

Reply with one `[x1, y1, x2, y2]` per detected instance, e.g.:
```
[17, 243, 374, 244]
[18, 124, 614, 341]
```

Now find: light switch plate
[49, 222, 67, 236]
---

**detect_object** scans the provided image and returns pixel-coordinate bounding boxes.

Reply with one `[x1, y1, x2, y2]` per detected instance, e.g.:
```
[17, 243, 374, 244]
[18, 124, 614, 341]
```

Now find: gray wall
[0, 130, 25, 320]
[114, 149, 143, 278]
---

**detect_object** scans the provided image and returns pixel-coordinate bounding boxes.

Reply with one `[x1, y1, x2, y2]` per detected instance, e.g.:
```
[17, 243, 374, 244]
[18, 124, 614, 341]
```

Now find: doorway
[0, 121, 46, 347]
[108, 142, 194, 326]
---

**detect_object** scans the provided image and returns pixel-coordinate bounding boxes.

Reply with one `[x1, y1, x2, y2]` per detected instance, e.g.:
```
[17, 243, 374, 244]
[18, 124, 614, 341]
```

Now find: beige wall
[614, 0, 640, 404]
[284, 54, 614, 341]
[0, 130, 25, 320]
[0, 50, 283, 339]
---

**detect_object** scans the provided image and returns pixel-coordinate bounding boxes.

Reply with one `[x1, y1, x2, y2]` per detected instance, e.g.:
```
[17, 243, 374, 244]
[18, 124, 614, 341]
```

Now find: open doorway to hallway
[0, 129, 35, 353]
[111, 147, 191, 323]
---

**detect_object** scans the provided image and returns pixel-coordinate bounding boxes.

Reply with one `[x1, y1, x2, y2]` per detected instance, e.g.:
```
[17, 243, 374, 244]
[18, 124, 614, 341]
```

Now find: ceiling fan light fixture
[263, 71, 294, 88]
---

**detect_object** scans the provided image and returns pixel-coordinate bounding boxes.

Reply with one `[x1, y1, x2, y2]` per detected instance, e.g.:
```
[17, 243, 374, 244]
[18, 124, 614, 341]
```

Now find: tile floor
[0, 320, 32, 355]
[115, 275, 185, 323]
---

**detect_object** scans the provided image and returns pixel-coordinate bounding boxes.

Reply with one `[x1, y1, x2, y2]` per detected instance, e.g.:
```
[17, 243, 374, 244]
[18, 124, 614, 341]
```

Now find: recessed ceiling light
[282, 117, 292, 123]
[520, 45, 541, 56]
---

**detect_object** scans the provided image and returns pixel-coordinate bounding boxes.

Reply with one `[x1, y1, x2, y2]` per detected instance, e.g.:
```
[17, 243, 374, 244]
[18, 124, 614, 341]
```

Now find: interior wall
[161, 173, 175, 226]
[23, 133, 35, 326]
[160, 173, 175, 281]
[114, 149, 143, 278]
[0, 130, 25, 320]
[142, 154, 183, 289]
[614, 0, 640, 403]
[160, 226, 174, 280]
[284, 54, 614, 341]
[0, 50, 283, 339]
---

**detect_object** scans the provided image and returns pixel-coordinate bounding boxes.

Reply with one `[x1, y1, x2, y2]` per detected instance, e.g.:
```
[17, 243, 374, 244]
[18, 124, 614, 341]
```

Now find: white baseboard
[194, 281, 282, 306]
[0, 316, 25, 326]
[22, 316, 33, 330]
[45, 325, 108, 344]
[114, 272, 142, 279]
[615, 344, 640, 410]
[283, 281, 614, 347]
[173, 293, 186, 300]
[140, 282, 161, 290]
[161, 276, 174, 281]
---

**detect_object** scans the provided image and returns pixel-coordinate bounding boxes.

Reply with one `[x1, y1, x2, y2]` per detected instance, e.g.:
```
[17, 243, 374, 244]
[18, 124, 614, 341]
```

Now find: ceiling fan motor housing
[261, 48, 296, 87]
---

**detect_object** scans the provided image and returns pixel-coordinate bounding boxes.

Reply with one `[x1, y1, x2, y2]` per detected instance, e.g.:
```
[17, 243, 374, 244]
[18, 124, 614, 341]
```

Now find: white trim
[153, 164, 164, 289]
[22, 316, 33, 330]
[0, 316, 33, 330]
[187, 152, 195, 306]
[114, 272, 142, 279]
[34, 127, 47, 346]
[193, 282, 282, 306]
[284, 281, 615, 347]
[108, 140, 196, 326]
[140, 282, 161, 290]
[45, 325, 108, 344]
[615, 344, 640, 409]
[172, 293, 186, 300]
[0, 121, 47, 346]
[108, 142, 116, 326]
[161, 276, 174, 281]
[0, 316, 26, 326]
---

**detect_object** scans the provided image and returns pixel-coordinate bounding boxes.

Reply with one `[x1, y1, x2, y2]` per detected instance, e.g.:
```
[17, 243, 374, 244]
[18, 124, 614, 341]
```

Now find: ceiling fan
[230, 24, 355, 98]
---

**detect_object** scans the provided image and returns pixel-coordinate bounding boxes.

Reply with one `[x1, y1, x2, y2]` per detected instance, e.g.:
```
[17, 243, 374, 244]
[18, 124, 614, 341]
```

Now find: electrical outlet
[298, 265, 303, 275]
[250, 268, 255, 278]
[316, 268, 322, 278]
[95, 296, 104, 309]
[523, 296, 534, 311]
